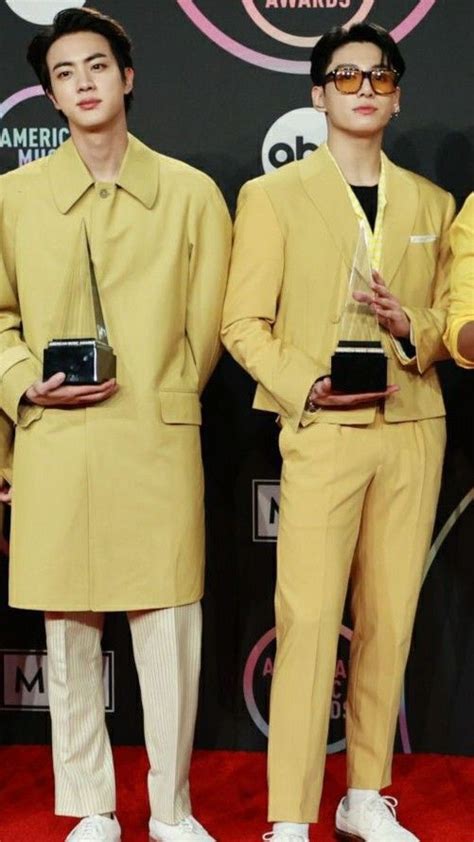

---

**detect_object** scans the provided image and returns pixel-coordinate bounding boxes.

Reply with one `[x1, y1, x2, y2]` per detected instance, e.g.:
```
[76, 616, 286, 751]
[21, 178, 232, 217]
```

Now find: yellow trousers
[268, 414, 445, 822]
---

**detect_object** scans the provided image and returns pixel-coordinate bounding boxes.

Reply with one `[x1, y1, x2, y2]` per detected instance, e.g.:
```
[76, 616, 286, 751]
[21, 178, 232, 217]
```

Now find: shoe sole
[334, 831, 365, 841]
[149, 836, 214, 842]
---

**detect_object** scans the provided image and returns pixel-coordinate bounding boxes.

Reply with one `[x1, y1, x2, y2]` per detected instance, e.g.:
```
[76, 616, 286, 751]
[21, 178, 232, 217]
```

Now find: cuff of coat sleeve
[444, 319, 474, 369]
[402, 305, 451, 373]
[1, 358, 44, 427]
[290, 370, 323, 431]
[390, 310, 417, 368]
[1, 467, 12, 486]
[390, 336, 416, 365]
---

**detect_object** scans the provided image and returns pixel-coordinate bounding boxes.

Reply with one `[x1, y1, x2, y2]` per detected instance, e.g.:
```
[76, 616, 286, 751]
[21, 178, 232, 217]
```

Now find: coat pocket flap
[159, 391, 202, 425]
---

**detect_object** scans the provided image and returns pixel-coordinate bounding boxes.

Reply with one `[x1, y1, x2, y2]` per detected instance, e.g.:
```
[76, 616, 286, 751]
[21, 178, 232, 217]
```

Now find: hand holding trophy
[355, 270, 411, 339]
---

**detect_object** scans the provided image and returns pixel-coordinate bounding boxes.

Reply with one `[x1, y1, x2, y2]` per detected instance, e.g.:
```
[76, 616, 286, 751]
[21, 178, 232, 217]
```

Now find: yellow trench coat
[0, 135, 231, 611]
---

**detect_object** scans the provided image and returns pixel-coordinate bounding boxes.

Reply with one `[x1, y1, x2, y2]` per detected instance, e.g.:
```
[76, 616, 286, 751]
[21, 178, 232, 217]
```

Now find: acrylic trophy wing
[338, 222, 382, 343]
[43, 222, 116, 384]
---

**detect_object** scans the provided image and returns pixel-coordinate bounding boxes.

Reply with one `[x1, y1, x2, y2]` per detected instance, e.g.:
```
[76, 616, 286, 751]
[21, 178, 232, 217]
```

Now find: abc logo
[261, 107, 327, 174]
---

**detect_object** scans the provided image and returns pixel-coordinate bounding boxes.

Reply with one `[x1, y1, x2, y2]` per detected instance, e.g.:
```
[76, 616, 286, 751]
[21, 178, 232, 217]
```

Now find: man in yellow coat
[444, 193, 474, 367]
[0, 8, 230, 842]
[222, 23, 454, 842]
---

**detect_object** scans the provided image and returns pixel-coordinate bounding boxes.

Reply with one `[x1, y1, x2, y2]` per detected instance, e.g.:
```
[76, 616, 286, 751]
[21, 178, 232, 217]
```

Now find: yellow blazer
[0, 134, 231, 610]
[444, 193, 474, 368]
[222, 145, 455, 430]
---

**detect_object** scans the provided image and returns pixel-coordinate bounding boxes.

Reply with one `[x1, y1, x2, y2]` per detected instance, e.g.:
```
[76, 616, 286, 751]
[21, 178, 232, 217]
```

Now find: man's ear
[124, 67, 134, 95]
[312, 84, 327, 113]
[394, 86, 401, 111]
[46, 89, 61, 111]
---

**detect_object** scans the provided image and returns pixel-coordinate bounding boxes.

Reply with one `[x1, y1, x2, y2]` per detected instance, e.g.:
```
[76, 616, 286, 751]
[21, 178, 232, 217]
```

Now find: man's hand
[25, 372, 118, 408]
[308, 376, 399, 408]
[353, 270, 411, 338]
[0, 478, 12, 505]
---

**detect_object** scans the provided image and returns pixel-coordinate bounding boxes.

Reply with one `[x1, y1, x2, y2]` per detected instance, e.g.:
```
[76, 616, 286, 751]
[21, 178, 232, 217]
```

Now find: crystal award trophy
[43, 225, 116, 385]
[331, 223, 387, 393]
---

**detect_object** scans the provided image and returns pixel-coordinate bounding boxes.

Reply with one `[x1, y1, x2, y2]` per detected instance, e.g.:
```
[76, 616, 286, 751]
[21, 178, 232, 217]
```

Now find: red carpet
[0, 748, 473, 840]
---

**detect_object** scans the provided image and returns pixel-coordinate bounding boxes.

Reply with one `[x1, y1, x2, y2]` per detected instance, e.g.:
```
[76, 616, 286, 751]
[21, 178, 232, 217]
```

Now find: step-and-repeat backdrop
[0, 0, 473, 757]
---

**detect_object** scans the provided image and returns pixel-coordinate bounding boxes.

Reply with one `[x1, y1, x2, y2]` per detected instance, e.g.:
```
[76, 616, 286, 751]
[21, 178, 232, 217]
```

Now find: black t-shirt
[350, 184, 378, 231]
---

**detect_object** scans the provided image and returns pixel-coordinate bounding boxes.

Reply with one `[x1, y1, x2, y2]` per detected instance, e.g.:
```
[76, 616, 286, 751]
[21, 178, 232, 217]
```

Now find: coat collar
[48, 133, 160, 214]
[297, 144, 419, 285]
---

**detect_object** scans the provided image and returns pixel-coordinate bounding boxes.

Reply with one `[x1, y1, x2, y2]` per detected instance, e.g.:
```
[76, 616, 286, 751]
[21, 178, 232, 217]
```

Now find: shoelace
[72, 816, 110, 840]
[179, 819, 194, 830]
[177, 817, 204, 835]
[365, 795, 400, 829]
[151, 816, 207, 837]
[262, 833, 308, 841]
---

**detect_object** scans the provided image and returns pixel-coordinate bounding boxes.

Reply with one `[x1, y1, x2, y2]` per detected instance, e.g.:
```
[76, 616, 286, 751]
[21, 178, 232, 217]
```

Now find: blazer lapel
[382, 156, 419, 286]
[298, 146, 360, 274]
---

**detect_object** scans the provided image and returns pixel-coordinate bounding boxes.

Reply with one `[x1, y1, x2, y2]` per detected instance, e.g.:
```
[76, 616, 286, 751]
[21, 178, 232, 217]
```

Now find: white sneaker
[149, 815, 216, 841]
[65, 815, 121, 841]
[335, 794, 419, 841]
[262, 833, 309, 841]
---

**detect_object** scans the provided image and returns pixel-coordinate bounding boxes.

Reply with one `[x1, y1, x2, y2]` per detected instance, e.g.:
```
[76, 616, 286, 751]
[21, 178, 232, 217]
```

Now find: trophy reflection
[331, 223, 387, 393]
[43, 224, 116, 385]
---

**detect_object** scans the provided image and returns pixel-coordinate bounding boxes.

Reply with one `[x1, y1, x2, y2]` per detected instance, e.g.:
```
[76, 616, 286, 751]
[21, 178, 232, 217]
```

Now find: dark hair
[310, 23, 405, 86]
[27, 6, 134, 113]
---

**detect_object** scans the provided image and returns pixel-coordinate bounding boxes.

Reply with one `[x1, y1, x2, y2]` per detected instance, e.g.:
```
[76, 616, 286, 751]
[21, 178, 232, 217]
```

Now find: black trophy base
[331, 340, 387, 394]
[43, 338, 116, 385]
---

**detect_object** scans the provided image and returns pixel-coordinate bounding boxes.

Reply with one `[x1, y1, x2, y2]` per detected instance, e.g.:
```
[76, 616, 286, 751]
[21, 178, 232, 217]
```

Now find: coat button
[99, 189, 109, 198]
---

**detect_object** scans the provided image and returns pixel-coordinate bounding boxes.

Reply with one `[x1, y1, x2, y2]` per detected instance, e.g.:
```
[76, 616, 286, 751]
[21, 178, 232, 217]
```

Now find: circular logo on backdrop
[175, 1, 439, 74]
[243, 624, 352, 753]
[261, 107, 327, 173]
[0, 86, 69, 172]
[5, 0, 85, 25]
[0, 86, 44, 121]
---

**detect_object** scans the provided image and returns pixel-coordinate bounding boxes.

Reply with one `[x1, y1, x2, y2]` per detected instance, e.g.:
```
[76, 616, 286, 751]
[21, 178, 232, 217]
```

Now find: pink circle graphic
[0, 85, 44, 119]
[241, 0, 375, 48]
[391, 0, 438, 41]
[243, 624, 353, 752]
[175, 1, 439, 74]
[176, 0, 307, 74]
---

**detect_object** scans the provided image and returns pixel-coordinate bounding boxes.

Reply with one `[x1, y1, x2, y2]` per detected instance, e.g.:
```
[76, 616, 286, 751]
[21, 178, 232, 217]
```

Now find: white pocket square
[410, 234, 438, 243]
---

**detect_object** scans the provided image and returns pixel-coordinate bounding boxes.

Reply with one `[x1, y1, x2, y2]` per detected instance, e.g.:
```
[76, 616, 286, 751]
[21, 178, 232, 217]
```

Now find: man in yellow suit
[222, 23, 454, 842]
[0, 8, 230, 842]
[444, 193, 474, 367]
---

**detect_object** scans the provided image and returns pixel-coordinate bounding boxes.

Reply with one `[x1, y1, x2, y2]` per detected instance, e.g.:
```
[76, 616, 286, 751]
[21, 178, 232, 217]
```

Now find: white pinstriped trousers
[45, 603, 202, 821]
